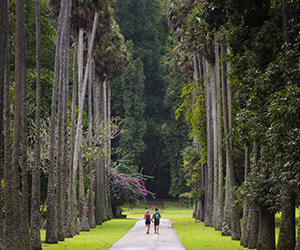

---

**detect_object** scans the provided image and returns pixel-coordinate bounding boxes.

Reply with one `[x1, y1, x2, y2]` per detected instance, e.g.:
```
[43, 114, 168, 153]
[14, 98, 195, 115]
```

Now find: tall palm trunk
[103, 79, 110, 220]
[78, 146, 89, 231]
[2, 1, 12, 249]
[198, 55, 206, 222]
[192, 52, 201, 221]
[72, 11, 99, 232]
[62, 0, 72, 238]
[0, 0, 7, 246]
[20, 0, 30, 247]
[57, 0, 72, 240]
[10, 1, 26, 248]
[221, 49, 241, 240]
[204, 58, 213, 227]
[221, 46, 231, 237]
[246, 143, 260, 249]
[88, 58, 96, 228]
[227, 59, 241, 241]
[68, 32, 78, 237]
[61, 1, 72, 237]
[240, 144, 251, 247]
[107, 80, 113, 219]
[56, 32, 65, 242]
[78, 28, 84, 104]
[99, 80, 108, 222]
[31, 0, 42, 248]
[94, 76, 103, 225]
[75, 29, 84, 232]
[211, 51, 218, 229]
[107, 81, 112, 162]
[215, 40, 223, 231]
[46, 0, 67, 243]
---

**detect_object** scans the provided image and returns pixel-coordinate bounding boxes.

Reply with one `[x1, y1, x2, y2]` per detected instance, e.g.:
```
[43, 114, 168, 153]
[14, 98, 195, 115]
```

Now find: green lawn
[41, 218, 137, 249]
[41, 201, 299, 250]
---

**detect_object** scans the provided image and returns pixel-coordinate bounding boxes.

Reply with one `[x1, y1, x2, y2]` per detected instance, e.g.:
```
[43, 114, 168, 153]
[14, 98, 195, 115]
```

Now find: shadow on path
[109, 217, 185, 250]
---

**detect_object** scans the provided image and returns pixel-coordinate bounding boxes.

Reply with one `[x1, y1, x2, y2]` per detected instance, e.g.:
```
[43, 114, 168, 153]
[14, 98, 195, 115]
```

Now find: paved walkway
[109, 217, 185, 250]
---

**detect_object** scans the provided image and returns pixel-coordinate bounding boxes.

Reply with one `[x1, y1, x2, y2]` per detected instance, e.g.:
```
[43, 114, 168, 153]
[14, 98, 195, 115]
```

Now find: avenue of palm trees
[0, 0, 299, 250]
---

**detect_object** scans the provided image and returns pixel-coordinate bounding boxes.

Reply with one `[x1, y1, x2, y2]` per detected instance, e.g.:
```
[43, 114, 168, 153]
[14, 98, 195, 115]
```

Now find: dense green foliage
[206, 0, 300, 210]
[112, 0, 191, 197]
[119, 58, 146, 170]
[165, 0, 300, 247]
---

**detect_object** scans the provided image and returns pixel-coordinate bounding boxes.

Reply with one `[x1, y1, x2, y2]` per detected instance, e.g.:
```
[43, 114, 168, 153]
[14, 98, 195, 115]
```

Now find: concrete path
[109, 217, 185, 250]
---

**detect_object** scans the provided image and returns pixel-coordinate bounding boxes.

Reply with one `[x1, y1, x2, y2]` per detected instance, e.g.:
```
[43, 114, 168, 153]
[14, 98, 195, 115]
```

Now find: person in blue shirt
[151, 208, 161, 234]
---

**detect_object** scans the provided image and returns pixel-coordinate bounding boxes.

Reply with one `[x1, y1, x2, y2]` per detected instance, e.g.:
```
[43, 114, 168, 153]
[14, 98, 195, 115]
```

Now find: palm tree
[8, 1, 27, 248]
[72, 10, 99, 232]
[62, 0, 72, 239]
[95, 18, 128, 219]
[31, 0, 42, 248]
[240, 143, 251, 247]
[48, 0, 74, 238]
[56, 0, 72, 240]
[46, 0, 69, 243]
[20, 0, 30, 246]
[87, 57, 96, 228]
[68, 33, 78, 237]
[93, 73, 103, 225]
[0, 0, 7, 245]
[69, 0, 104, 232]
[2, 0, 10, 248]
[220, 46, 241, 240]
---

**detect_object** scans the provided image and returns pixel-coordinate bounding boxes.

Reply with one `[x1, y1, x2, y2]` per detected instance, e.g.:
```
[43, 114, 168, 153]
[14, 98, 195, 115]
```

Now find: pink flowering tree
[108, 160, 153, 211]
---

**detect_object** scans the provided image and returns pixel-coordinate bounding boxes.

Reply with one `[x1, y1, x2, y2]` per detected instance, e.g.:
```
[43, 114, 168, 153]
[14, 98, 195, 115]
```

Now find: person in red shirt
[144, 209, 151, 234]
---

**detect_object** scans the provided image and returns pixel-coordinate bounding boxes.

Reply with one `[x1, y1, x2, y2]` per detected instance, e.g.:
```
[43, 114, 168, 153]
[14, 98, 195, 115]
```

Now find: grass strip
[41, 218, 137, 250]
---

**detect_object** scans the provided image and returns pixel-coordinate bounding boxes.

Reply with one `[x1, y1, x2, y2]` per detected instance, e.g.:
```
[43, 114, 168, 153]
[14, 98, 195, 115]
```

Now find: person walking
[144, 209, 151, 234]
[152, 208, 161, 234]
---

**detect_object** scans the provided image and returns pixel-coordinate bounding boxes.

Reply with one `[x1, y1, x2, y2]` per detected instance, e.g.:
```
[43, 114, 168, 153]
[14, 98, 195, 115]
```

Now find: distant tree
[161, 46, 192, 198]
[119, 58, 146, 171]
[114, 0, 168, 180]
